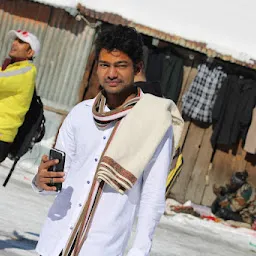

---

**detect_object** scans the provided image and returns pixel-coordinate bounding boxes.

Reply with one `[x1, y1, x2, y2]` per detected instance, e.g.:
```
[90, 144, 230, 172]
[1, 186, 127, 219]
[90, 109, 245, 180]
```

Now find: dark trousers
[0, 141, 11, 163]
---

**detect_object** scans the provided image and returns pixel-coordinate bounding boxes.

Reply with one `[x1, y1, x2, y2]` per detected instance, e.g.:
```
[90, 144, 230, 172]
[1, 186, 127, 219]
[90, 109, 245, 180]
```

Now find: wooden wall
[169, 63, 256, 206]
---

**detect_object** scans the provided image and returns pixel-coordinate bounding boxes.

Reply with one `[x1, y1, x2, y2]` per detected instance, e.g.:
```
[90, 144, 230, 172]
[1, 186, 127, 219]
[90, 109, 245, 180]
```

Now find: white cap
[8, 29, 40, 57]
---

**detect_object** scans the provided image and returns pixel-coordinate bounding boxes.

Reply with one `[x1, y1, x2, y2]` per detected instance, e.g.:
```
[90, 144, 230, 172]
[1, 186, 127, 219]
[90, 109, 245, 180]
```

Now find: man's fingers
[40, 184, 57, 191]
[40, 159, 59, 170]
[39, 171, 65, 178]
[37, 155, 64, 192]
[40, 177, 65, 184]
[41, 155, 49, 163]
[36, 173, 64, 191]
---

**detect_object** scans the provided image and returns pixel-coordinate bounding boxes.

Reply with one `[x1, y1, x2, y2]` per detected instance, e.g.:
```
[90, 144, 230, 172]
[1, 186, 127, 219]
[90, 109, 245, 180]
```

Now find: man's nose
[12, 40, 18, 47]
[107, 66, 118, 79]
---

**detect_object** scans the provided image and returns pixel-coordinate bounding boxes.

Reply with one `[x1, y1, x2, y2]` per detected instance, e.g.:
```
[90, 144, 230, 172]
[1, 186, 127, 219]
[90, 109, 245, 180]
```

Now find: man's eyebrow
[98, 60, 129, 65]
[115, 61, 129, 65]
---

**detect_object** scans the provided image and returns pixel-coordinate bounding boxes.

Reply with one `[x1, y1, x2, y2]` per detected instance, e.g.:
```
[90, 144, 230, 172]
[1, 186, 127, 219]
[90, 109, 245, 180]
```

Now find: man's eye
[117, 65, 127, 68]
[99, 64, 108, 68]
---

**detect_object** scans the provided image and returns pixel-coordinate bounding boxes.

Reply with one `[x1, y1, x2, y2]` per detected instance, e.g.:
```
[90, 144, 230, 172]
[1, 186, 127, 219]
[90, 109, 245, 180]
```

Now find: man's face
[9, 37, 34, 59]
[97, 48, 138, 95]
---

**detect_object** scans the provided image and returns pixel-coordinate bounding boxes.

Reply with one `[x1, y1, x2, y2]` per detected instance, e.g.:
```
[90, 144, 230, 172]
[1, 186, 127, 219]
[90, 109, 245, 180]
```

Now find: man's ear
[27, 48, 35, 59]
[135, 62, 143, 75]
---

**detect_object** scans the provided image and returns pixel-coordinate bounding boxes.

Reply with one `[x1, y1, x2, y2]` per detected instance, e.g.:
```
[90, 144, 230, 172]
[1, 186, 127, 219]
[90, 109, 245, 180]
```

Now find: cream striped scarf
[93, 90, 183, 194]
[92, 89, 141, 129]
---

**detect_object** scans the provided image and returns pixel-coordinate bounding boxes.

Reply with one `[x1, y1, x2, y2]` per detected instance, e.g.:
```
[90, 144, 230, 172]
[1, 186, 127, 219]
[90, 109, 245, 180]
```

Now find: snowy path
[0, 160, 256, 256]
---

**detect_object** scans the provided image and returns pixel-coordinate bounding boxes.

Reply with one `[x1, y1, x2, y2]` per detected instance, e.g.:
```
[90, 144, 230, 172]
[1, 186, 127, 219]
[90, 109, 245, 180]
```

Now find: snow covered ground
[0, 159, 256, 256]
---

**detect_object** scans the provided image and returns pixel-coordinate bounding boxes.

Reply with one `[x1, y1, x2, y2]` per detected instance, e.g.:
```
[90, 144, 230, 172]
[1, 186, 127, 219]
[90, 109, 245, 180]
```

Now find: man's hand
[213, 184, 226, 196]
[35, 155, 65, 191]
[213, 184, 221, 196]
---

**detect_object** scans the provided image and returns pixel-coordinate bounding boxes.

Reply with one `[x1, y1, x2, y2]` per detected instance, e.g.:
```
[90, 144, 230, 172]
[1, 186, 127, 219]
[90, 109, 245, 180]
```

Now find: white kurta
[33, 98, 173, 256]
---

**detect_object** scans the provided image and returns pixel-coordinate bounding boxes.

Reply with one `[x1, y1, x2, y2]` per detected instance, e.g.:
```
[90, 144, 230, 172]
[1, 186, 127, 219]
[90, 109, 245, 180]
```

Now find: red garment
[252, 220, 256, 230]
[1, 58, 27, 71]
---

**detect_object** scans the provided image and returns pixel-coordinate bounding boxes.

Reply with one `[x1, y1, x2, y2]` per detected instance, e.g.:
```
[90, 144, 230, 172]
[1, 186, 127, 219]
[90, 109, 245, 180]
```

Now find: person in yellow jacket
[0, 29, 40, 162]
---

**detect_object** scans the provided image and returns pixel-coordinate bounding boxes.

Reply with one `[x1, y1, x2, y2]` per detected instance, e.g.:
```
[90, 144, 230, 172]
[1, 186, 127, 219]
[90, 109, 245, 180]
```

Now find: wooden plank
[245, 153, 256, 187]
[185, 126, 213, 204]
[185, 67, 198, 89]
[78, 47, 96, 102]
[176, 66, 191, 111]
[176, 66, 198, 149]
[177, 66, 198, 111]
[178, 121, 190, 149]
[84, 60, 101, 100]
[230, 141, 247, 171]
[170, 122, 205, 203]
[201, 142, 248, 206]
[201, 148, 230, 206]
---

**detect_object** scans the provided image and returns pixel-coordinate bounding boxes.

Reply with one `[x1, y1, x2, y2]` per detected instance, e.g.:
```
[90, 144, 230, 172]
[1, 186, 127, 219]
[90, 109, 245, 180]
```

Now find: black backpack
[3, 90, 46, 186]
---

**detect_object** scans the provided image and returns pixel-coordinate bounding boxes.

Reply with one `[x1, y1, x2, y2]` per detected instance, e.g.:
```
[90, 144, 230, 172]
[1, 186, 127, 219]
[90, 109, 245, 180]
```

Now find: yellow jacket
[0, 60, 36, 142]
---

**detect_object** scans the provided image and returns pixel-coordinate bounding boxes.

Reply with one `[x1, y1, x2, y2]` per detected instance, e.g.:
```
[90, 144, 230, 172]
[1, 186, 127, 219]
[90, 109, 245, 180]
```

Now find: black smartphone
[47, 148, 66, 191]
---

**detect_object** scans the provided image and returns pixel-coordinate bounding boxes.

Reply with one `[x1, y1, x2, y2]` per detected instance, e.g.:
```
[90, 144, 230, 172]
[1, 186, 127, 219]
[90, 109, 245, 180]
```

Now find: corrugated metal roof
[0, 0, 96, 112]
[77, 3, 256, 70]
[36, 8, 96, 112]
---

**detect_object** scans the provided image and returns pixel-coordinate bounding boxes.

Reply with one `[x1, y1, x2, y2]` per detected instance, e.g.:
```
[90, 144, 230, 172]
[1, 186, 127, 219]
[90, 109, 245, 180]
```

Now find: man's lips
[106, 81, 121, 86]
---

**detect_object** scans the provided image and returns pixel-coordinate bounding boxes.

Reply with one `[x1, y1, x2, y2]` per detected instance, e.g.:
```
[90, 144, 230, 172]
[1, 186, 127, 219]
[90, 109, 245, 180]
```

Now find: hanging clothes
[179, 66, 198, 105]
[160, 53, 183, 103]
[142, 45, 149, 71]
[134, 81, 162, 97]
[146, 51, 165, 82]
[211, 76, 256, 148]
[244, 107, 256, 154]
[146, 50, 184, 103]
[182, 63, 227, 123]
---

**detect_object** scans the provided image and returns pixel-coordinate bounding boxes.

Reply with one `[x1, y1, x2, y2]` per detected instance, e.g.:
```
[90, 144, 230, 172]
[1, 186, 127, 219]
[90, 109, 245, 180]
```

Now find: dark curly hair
[95, 24, 144, 67]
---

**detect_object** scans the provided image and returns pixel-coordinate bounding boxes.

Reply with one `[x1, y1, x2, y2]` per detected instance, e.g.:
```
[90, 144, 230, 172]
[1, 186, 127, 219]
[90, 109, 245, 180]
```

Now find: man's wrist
[32, 175, 43, 192]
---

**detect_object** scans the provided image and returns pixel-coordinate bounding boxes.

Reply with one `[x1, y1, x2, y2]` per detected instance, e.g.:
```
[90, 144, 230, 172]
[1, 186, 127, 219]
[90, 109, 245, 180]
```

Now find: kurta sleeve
[212, 76, 229, 123]
[31, 111, 76, 194]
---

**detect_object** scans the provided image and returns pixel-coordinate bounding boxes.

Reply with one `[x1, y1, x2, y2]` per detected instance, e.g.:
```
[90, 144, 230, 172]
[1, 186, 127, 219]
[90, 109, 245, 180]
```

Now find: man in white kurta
[33, 24, 176, 256]
[34, 99, 173, 256]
